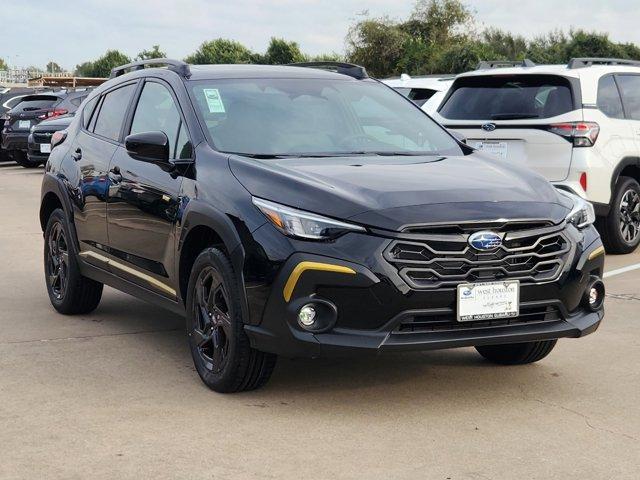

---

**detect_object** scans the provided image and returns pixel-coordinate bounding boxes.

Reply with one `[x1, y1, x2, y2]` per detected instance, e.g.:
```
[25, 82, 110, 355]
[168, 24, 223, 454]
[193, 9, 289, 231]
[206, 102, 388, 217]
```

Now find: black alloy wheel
[46, 221, 69, 300]
[192, 266, 232, 374]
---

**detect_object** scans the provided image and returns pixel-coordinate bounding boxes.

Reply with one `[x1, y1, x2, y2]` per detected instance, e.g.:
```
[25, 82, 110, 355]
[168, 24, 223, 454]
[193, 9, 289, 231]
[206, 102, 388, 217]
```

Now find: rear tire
[475, 340, 557, 365]
[44, 209, 103, 314]
[186, 247, 277, 393]
[13, 150, 40, 168]
[599, 176, 640, 254]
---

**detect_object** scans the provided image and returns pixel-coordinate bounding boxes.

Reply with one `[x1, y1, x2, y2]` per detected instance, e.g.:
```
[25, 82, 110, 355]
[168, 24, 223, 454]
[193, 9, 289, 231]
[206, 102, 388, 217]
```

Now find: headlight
[559, 190, 595, 228]
[252, 197, 366, 240]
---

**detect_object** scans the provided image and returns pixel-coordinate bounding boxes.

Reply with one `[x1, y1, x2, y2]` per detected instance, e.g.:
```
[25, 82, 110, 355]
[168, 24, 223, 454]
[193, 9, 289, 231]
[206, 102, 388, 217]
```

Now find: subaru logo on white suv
[481, 123, 496, 132]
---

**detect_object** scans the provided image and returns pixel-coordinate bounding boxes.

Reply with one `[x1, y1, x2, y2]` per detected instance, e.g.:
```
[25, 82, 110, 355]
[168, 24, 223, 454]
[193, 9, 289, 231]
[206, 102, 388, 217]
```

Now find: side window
[82, 96, 99, 129]
[130, 82, 189, 159]
[616, 75, 640, 120]
[597, 75, 624, 119]
[93, 83, 136, 141]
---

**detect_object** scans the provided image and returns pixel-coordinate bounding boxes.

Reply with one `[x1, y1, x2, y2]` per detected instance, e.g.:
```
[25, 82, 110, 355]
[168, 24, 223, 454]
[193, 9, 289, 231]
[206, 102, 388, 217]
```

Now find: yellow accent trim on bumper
[588, 245, 606, 261]
[283, 261, 356, 302]
[79, 251, 177, 297]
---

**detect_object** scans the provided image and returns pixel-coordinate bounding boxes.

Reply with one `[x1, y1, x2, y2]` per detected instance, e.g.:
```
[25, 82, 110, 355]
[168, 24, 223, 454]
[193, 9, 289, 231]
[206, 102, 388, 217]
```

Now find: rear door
[436, 74, 579, 181]
[70, 83, 138, 266]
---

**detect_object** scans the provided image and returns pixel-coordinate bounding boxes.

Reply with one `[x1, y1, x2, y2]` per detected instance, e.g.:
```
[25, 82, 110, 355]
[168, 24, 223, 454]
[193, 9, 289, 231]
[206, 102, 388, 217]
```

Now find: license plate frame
[472, 141, 508, 159]
[40, 143, 51, 153]
[457, 280, 520, 322]
[18, 120, 31, 130]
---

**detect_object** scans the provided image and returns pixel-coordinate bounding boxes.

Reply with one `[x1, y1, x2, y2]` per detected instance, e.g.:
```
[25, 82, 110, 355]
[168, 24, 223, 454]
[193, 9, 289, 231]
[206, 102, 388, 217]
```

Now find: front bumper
[27, 133, 49, 163]
[243, 224, 605, 358]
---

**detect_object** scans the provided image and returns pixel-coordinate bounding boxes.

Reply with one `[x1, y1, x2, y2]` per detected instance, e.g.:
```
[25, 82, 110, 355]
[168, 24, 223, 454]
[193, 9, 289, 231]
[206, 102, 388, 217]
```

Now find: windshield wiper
[343, 151, 436, 156]
[489, 113, 540, 120]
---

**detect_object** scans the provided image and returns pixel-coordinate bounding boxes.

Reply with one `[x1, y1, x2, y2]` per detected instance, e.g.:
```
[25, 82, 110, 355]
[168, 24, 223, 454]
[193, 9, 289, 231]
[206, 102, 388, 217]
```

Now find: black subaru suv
[40, 59, 605, 393]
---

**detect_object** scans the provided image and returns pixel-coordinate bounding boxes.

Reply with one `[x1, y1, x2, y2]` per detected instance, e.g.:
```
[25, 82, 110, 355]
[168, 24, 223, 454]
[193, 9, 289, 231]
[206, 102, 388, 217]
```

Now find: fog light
[583, 278, 605, 311]
[298, 305, 317, 327]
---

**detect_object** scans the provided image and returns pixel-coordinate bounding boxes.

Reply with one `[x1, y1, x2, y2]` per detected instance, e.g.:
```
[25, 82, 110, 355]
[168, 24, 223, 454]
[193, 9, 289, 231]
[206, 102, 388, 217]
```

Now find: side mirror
[449, 129, 467, 144]
[125, 131, 170, 164]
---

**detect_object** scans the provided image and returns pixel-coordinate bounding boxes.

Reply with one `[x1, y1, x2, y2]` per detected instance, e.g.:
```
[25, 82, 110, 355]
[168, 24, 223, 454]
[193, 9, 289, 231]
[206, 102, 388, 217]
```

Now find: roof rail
[109, 58, 191, 79]
[477, 59, 536, 70]
[287, 61, 369, 80]
[568, 57, 640, 69]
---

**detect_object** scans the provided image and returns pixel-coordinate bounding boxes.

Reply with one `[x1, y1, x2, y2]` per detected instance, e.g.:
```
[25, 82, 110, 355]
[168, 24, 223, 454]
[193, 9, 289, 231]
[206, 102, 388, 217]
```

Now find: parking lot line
[603, 262, 640, 278]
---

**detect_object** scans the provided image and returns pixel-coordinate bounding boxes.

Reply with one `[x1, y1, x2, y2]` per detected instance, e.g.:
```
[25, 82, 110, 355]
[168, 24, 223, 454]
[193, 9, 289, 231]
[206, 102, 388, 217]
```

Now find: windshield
[189, 78, 461, 157]
[439, 75, 575, 120]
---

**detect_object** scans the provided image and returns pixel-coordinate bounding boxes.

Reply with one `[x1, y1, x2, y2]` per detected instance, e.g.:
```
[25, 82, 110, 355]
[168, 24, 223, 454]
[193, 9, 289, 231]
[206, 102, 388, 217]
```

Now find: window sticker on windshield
[203, 88, 225, 113]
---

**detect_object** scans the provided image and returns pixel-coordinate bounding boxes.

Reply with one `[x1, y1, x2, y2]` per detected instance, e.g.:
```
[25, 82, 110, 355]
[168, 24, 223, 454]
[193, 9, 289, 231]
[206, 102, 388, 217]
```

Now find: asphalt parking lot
[1, 160, 639, 480]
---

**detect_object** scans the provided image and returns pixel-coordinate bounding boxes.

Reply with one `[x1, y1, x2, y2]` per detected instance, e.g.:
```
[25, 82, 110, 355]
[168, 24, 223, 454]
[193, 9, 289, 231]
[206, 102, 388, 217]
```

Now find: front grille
[33, 132, 53, 143]
[394, 305, 562, 334]
[384, 223, 572, 289]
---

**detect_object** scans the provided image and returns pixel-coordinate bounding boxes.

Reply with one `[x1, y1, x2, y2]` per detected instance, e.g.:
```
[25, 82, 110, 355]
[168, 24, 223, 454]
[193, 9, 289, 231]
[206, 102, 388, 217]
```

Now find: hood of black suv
[229, 154, 570, 230]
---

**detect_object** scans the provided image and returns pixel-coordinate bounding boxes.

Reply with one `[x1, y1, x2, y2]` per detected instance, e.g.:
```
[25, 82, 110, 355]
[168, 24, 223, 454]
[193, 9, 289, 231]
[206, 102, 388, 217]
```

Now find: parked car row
[0, 88, 89, 167]
[385, 58, 640, 254]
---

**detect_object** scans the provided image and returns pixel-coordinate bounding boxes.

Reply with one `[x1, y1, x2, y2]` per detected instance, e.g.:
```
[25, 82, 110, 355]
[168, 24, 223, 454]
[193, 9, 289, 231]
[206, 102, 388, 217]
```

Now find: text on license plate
[40, 143, 51, 153]
[457, 280, 519, 322]
[18, 120, 30, 129]
[472, 141, 508, 159]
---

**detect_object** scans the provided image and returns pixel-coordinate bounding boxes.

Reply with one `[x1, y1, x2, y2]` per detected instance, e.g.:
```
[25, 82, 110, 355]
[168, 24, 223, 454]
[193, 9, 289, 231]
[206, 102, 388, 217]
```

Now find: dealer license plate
[472, 141, 508, 159]
[457, 280, 519, 322]
[40, 143, 51, 153]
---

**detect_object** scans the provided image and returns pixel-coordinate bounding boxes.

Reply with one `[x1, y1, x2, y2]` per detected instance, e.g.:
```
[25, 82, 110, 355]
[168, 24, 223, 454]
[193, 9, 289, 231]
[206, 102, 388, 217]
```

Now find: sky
[1, 0, 640, 70]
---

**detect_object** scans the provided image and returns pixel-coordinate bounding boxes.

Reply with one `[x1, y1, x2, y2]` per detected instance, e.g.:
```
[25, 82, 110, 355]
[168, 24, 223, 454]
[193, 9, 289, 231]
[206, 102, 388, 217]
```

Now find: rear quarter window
[439, 75, 575, 120]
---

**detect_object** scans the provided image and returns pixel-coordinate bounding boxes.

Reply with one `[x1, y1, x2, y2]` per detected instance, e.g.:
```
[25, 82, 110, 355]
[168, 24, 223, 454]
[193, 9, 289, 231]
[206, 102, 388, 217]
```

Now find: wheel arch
[611, 157, 640, 193]
[178, 201, 250, 321]
[39, 174, 81, 251]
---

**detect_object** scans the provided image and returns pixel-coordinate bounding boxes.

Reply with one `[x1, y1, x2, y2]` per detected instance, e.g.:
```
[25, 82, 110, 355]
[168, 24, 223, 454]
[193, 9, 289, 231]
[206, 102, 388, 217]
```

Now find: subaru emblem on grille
[481, 123, 496, 132]
[468, 231, 502, 251]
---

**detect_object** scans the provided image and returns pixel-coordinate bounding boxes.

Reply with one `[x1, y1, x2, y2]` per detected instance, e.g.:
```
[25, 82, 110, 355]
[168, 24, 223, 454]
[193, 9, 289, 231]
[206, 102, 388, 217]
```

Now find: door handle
[71, 148, 82, 161]
[108, 166, 122, 183]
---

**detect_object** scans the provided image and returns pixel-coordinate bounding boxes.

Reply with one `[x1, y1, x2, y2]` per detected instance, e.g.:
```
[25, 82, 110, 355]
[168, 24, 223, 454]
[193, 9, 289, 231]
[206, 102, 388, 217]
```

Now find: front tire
[44, 209, 103, 314]
[600, 176, 640, 254]
[475, 340, 557, 365]
[186, 248, 277, 393]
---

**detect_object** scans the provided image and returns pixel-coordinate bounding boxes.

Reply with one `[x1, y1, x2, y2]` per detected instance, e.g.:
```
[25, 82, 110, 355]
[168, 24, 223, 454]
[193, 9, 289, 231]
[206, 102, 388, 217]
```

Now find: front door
[106, 79, 193, 298]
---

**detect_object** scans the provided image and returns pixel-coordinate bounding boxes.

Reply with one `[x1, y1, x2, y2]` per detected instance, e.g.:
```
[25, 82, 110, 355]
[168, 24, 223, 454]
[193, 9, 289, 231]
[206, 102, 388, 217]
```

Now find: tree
[346, 17, 410, 77]
[74, 61, 94, 77]
[74, 50, 131, 78]
[185, 39, 254, 64]
[433, 40, 497, 73]
[136, 45, 167, 60]
[346, 0, 474, 77]
[0, 58, 7, 70]
[46, 61, 63, 73]
[262, 38, 306, 64]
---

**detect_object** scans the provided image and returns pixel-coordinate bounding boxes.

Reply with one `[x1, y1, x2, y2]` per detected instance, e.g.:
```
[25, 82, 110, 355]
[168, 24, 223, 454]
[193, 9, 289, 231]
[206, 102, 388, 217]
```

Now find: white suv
[433, 58, 640, 253]
[382, 74, 453, 114]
